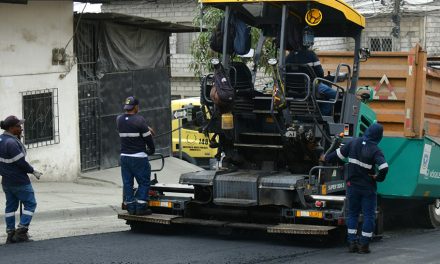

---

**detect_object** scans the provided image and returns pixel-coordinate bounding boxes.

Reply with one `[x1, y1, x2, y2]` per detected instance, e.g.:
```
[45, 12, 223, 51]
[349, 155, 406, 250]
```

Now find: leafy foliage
[189, 6, 277, 78]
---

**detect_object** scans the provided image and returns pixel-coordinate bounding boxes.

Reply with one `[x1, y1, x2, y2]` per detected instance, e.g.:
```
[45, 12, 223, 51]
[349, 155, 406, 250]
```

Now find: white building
[0, 1, 187, 179]
[0, 1, 81, 181]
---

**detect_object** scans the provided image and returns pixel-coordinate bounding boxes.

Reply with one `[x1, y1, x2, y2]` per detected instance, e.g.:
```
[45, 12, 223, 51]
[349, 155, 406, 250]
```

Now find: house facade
[0, 1, 190, 179]
[0, 1, 80, 181]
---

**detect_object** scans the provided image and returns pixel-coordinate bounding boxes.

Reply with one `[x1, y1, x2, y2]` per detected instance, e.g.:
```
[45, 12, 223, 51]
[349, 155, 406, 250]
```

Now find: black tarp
[99, 69, 171, 169]
[96, 22, 168, 77]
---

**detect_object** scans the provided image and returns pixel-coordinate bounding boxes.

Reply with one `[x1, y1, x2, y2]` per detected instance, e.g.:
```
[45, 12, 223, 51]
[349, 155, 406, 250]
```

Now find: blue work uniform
[116, 114, 155, 213]
[286, 49, 336, 115]
[0, 132, 37, 231]
[325, 123, 389, 246]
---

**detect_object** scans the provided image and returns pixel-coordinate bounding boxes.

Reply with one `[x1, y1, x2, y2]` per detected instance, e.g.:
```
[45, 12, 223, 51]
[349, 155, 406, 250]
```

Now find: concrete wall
[314, 16, 430, 54]
[426, 14, 440, 56]
[314, 37, 349, 51]
[361, 16, 423, 52]
[101, 0, 196, 24]
[0, 1, 80, 181]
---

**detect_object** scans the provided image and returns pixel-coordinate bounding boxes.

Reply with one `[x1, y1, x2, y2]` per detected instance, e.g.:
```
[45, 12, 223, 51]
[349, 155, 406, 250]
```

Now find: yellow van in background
[171, 97, 217, 168]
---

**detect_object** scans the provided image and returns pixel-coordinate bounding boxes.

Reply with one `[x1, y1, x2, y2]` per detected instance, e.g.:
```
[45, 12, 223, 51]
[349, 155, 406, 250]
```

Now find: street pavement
[0, 157, 202, 244]
[0, 224, 439, 264]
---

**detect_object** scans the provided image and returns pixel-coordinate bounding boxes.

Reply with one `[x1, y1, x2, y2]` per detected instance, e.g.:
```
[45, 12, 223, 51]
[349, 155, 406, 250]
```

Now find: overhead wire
[64, 2, 88, 51]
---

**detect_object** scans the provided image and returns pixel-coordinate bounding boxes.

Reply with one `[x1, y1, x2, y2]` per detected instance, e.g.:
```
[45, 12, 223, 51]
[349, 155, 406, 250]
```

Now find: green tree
[189, 6, 276, 78]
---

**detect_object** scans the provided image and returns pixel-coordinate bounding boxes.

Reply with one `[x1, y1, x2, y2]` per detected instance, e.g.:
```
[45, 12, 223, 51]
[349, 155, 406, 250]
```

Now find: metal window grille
[21, 88, 60, 148]
[369, 37, 393, 52]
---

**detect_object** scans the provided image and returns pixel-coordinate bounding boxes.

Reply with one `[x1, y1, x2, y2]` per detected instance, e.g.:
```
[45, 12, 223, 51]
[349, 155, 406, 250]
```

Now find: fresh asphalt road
[0, 223, 439, 264]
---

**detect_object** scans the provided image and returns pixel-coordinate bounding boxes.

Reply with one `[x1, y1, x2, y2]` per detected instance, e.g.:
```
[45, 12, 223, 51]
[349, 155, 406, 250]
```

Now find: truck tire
[418, 199, 440, 229]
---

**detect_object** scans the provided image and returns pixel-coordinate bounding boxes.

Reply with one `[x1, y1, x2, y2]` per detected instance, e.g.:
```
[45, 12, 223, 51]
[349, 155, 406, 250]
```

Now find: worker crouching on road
[0, 116, 42, 244]
[325, 123, 388, 254]
[116, 96, 155, 216]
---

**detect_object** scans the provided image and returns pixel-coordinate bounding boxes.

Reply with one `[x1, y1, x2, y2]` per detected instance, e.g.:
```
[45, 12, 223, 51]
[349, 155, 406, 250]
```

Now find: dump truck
[319, 45, 440, 228]
[119, 0, 440, 237]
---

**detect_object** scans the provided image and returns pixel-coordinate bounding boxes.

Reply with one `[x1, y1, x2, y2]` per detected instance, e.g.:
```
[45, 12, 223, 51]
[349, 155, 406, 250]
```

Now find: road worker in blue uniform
[325, 123, 389, 253]
[116, 96, 155, 216]
[0, 116, 42, 243]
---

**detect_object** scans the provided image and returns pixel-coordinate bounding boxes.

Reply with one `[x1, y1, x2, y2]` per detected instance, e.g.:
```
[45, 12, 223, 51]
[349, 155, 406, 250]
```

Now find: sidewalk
[0, 157, 202, 225]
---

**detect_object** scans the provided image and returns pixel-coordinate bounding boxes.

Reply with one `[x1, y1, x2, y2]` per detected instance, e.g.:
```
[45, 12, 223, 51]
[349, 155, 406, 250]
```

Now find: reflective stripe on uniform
[362, 231, 373, 238]
[378, 163, 389, 170]
[0, 153, 24, 164]
[137, 200, 147, 204]
[336, 148, 346, 160]
[306, 61, 321, 67]
[142, 131, 151, 137]
[119, 133, 140, 138]
[347, 229, 357, 234]
[348, 158, 372, 169]
[23, 210, 34, 216]
[5, 212, 15, 218]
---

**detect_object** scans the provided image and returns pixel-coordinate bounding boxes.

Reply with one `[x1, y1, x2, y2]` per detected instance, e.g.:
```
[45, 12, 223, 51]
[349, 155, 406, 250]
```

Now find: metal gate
[75, 21, 100, 171]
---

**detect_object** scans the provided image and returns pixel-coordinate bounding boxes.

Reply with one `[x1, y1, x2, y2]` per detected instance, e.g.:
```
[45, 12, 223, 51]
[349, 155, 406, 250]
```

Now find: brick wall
[361, 16, 424, 52]
[426, 15, 440, 56]
[171, 77, 200, 97]
[314, 37, 349, 51]
[170, 54, 194, 77]
[101, 0, 197, 23]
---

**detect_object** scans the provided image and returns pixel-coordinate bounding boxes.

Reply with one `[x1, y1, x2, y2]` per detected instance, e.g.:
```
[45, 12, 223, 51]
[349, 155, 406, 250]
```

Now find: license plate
[296, 210, 323, 218]
[149, 201, 172, 208]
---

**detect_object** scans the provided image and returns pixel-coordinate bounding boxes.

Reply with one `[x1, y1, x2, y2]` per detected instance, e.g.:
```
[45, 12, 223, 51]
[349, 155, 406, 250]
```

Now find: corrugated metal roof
[77, 13, 202, 33]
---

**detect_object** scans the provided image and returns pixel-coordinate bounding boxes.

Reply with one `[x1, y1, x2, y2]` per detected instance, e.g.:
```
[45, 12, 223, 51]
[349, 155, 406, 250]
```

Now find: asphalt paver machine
[119, 0, 383, 237]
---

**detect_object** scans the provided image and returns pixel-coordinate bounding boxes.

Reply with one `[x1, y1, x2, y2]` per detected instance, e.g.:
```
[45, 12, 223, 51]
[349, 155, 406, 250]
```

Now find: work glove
[32, 170, 43, 180]
[148, 126, 156, 137]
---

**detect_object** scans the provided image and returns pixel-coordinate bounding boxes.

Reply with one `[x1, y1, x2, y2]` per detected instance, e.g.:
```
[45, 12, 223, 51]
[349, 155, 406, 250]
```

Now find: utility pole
[391, 0, 401, 38]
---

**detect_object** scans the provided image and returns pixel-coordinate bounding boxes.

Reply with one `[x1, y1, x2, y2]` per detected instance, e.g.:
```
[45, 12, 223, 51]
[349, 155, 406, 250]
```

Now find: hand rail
[149, 153, 165, 172]
[308, 165, 343, 185]
[201, 74, 214, 104]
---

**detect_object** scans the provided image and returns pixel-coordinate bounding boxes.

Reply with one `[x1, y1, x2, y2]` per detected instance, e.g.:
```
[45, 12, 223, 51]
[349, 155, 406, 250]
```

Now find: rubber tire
[418, 199, 440, 229]
[173, 152, 197, 166]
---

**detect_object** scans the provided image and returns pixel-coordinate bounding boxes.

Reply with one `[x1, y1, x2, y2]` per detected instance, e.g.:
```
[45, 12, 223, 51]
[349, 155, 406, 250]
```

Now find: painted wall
[0, 1, 80, 181]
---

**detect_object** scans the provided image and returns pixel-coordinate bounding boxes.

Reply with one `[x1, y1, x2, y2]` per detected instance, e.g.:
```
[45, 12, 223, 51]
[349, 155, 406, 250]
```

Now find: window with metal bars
[369, 37, 393, 52]
[21, 88, 60, 148]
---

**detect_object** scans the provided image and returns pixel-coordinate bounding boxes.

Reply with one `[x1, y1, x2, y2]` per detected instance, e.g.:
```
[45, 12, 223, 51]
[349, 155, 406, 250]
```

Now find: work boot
[127, 209, 136, 215]
[12, 227, 32, 243]
[348, 242, 358, 253]
[358, 244, 371, 254]
[126, 203, 136, 215]
[136, 207, 152, 216]
[6, 230, 16, 244]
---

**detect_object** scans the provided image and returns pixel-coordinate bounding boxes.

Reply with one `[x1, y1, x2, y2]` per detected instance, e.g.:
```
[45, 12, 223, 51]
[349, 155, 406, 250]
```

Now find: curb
[0, 205, 122, 222]
[77, 176, 122, 188]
